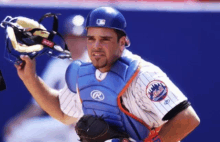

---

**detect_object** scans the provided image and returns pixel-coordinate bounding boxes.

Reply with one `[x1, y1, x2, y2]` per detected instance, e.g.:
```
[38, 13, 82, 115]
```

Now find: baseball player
[14, 7, 200, 142]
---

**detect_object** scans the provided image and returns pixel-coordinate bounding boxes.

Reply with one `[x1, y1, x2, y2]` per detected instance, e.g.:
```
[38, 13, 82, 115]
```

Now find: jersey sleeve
[59, 84, 83, 118]
[133, 62, 187, 126]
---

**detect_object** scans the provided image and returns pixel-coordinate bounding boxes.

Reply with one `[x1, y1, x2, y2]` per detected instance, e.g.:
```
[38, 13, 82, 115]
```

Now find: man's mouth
[92, 52, 105, 57]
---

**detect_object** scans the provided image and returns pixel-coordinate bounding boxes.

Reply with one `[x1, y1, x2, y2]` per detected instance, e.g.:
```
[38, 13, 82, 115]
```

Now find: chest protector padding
[66, 54, 150, 141]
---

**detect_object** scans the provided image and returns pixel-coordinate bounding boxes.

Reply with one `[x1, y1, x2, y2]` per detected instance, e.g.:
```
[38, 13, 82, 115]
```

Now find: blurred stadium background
[0, 0, 220, 141]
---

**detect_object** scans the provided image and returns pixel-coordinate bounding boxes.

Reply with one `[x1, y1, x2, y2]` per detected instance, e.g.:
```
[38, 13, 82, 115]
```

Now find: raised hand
[14, 55, 37, 82]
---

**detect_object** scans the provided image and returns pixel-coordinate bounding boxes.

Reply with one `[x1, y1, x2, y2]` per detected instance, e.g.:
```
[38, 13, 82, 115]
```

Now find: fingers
[20, 55, 35, 68]
[20, 55, 32, 64]
[14, 55, 37, 81]
[14, 64, 20, 70]
[14, 62, 24, 70]
[14, 55, 33, 70]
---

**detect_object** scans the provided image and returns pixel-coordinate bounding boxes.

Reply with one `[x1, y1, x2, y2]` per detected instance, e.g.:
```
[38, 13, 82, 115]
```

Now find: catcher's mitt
[75, 114, 130, 142]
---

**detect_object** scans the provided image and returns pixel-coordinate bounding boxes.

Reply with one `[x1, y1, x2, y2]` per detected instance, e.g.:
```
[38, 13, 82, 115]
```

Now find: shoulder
[138, 59, 167, 81]
[122, 50, 161, 76]
[67, 60, 82, 70]
[133, 58, 187, 102]
[66, 60, 92, 74]
[65, 60, 81, 93]
[65, 60, 92, 93]
[130, 59, 168, 94]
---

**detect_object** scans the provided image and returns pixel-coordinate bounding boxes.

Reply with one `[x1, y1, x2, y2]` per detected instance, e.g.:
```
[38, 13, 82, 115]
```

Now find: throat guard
[0, 13, 71, 65]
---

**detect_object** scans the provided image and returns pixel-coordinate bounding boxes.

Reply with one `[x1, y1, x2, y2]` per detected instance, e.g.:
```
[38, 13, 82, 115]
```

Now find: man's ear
[119, 36, 126, 52]
[120, 36, 126, 46]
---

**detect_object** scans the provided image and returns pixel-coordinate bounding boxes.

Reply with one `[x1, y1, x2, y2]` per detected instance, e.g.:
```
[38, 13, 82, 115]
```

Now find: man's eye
[102, 38, 110, 41]
[87, 38, 94, 41]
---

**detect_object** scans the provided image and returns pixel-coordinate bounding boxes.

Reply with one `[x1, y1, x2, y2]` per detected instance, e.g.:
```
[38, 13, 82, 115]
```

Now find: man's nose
[93, 41, 101, 49]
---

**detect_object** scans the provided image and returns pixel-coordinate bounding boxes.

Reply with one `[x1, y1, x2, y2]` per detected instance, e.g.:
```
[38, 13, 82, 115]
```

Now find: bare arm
[159, 106, 200, 142]
[15, 55, 78, 125]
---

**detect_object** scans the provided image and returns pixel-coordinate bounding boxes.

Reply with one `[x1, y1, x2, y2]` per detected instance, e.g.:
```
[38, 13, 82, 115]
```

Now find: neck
[98, 56, 120, 73]
[98, 66, 111, 73]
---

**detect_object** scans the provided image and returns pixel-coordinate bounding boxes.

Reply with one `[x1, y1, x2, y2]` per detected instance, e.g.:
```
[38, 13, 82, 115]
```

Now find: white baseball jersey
[59, 50, 187, 128]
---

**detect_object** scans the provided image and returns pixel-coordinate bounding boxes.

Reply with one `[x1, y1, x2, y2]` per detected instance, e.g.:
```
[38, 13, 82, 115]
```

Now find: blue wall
[0, 6, 219, 142]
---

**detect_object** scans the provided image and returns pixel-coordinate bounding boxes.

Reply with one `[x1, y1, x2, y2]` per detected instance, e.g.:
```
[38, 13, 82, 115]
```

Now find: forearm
[15, 56, 78, 124]
[158, 106, 200, 142]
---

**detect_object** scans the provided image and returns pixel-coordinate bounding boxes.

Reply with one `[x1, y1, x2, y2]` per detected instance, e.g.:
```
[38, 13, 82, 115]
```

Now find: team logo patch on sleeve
[146, 80, 168, 102]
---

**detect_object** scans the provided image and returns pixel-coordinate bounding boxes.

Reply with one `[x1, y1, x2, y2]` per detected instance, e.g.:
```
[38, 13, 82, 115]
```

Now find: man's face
[87, 27, 125, 72]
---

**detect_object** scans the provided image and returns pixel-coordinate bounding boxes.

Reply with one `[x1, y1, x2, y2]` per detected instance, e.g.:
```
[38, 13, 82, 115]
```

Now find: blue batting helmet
[86, 7, 130, 47]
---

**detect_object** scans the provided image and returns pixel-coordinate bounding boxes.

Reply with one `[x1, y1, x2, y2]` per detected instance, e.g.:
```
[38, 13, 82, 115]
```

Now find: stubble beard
[92, 58, 108, 70]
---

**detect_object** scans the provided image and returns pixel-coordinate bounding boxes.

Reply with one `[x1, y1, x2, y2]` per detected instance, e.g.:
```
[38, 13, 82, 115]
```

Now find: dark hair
[114, 29, 126, 42]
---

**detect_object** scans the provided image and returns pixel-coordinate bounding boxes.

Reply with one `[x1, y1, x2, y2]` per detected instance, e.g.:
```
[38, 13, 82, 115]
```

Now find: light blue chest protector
[66, 52, 151, 142]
